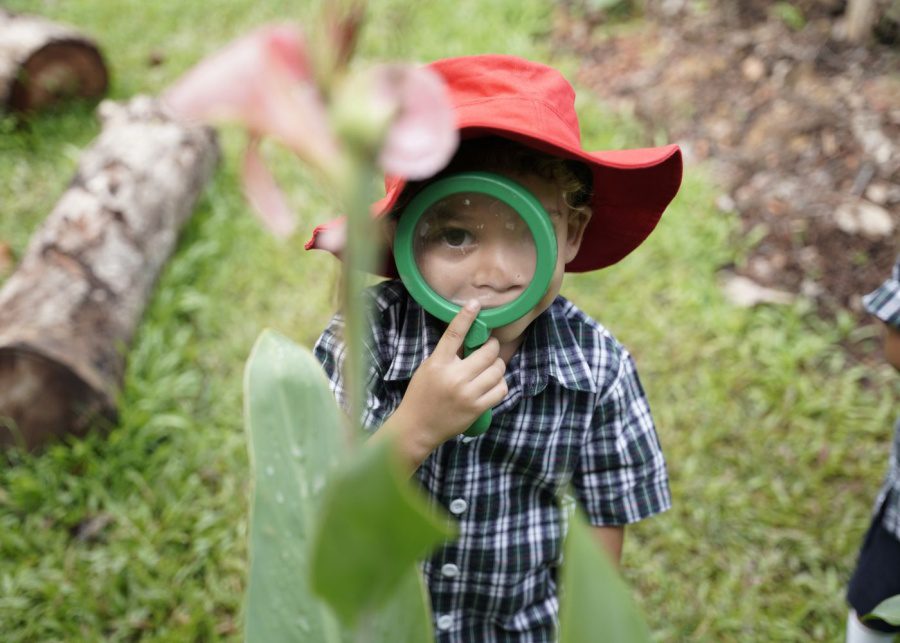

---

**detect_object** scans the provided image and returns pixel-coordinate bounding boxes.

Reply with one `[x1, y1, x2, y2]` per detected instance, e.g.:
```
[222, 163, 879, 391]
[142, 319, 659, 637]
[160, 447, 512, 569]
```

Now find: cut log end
[0, 347, 114, 451]
[9, 40, 108, 113]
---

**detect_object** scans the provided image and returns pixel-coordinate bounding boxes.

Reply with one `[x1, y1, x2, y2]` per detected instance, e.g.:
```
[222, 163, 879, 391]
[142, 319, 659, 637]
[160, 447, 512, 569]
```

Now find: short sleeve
[862, 257, 900, 328]
[312, 308, 391, 433]
[572, 351, 671, 526]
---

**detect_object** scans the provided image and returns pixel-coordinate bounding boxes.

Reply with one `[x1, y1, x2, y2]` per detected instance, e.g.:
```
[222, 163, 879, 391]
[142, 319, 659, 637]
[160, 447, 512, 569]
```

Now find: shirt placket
[428, 438, 467, 635]
[429, 359, 530, 635]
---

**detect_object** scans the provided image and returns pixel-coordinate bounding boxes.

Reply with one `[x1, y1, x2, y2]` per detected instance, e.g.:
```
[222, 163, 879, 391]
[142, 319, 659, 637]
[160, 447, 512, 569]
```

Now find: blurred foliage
[243, 330, 443, 641]
[562, 0, 642, 25]
[771, 1, 807, 30]
[867, 594, 900, 626]
[560, 510, 653, 642]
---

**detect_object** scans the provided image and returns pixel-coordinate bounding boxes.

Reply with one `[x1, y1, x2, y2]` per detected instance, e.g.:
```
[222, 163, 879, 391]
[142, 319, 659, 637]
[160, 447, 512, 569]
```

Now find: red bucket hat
[306, 54, 682, 276]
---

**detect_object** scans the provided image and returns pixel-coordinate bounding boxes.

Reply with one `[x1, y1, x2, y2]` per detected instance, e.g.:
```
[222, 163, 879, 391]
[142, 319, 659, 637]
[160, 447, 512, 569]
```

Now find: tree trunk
[0, 96, 219, 450]
[0, 9, 108, 113]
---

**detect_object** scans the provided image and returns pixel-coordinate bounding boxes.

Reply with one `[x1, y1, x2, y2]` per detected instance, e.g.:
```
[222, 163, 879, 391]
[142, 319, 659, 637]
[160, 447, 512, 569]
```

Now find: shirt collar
[383, 292, 597, 395]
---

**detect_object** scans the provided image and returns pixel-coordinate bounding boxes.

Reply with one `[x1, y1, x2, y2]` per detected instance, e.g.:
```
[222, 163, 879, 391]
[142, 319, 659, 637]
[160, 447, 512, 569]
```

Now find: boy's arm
[574, 348, 670, 567]
[373, 300, 508, 474]
[591, 526, 624, 566]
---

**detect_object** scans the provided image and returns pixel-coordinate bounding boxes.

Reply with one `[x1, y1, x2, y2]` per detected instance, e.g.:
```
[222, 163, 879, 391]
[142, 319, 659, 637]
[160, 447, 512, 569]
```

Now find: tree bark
[0, 96, 219, 450]
[0, 9, 108, 113]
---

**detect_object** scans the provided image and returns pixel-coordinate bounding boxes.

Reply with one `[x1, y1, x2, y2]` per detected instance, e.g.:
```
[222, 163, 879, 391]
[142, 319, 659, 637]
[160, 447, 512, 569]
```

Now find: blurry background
[0, 0, 897, 640]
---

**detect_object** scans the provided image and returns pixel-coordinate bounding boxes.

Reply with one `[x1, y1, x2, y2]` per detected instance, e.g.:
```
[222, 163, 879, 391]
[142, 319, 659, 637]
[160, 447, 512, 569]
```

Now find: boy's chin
[491, 319, 532, 345]
[490, 300, 554, 346]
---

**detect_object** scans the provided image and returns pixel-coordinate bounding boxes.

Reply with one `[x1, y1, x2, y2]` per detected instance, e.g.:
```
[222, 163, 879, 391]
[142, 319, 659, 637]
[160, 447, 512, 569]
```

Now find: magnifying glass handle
[465, 408, 492, 437]
[461, 321, 493, 437]
[462, 341, 493, 437]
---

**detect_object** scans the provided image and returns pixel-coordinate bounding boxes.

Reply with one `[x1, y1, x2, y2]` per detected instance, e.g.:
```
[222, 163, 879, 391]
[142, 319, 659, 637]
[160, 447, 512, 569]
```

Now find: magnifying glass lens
[412, 192, 537, 309]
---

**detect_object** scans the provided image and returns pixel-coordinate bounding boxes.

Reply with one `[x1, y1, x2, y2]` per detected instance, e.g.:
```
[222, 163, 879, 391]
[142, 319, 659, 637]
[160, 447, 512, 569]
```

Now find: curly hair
[389, 136, 593, 220]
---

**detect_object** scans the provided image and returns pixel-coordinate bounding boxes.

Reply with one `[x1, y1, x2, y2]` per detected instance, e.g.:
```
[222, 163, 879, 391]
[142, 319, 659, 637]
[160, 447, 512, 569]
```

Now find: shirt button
[460, 435, 476, 443]
[441, 563, 460, 578]
[436, 615, 453, 631]
[449, 498, 468, 515]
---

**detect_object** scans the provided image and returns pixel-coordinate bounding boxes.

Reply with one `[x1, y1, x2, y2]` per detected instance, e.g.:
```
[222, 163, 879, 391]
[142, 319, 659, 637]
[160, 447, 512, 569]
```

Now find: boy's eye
[441, 228, 471, 247]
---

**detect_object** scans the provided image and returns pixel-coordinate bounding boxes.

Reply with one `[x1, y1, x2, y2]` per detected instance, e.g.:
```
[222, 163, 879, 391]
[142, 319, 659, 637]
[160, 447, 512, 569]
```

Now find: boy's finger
[434, 299, 480, 360]
[468, 356, 506, 397]
[474, 375, 509, 410]
[459, 336, 500, 373]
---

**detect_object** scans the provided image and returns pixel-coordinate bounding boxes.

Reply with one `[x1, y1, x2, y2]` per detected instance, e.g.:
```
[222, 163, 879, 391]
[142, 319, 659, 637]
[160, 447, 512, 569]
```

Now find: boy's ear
[384, 217, 398, 249]
[563, 208, 592, 264]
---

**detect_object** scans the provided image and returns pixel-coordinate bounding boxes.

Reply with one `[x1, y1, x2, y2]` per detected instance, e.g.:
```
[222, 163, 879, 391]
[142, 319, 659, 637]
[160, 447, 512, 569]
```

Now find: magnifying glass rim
[394, 171, 558, 330]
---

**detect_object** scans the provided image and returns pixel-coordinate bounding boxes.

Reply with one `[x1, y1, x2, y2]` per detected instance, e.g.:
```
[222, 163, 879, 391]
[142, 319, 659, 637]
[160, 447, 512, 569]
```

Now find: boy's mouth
[450, 286, 523, 309]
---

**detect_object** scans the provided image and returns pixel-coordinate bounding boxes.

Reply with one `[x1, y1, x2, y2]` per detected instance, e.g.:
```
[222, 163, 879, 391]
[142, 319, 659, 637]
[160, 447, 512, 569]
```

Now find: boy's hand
[388, 300, 508, 459]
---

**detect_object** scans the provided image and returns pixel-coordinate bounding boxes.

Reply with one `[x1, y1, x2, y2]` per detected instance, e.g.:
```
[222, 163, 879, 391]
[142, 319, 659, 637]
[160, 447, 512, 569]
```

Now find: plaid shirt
[862, 257, 900, 540]
[314, 280, 671, 641]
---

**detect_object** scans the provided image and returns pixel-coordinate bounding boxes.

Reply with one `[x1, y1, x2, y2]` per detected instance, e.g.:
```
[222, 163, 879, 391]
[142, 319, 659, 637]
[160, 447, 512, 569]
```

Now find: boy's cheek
[884, 325, 900, 372]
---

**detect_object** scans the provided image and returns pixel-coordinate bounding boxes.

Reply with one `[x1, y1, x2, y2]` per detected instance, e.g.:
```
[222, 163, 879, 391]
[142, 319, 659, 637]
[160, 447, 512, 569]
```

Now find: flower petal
[305, 217, 348, 254]
[163, 25, 300, 126]
[375, 65, 457, 180]
[163, 24, 342, 176]
[241, 137, 297, 237]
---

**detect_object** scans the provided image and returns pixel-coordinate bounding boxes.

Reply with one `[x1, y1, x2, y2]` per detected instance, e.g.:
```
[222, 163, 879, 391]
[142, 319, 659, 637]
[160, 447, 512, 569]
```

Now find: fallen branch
[0, 9, 108, 113]
[0, 96, 219, 450]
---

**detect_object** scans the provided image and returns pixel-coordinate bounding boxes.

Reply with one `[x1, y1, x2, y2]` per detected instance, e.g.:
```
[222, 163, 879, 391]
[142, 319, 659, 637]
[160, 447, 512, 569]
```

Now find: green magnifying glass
[394, 172, 558, 436]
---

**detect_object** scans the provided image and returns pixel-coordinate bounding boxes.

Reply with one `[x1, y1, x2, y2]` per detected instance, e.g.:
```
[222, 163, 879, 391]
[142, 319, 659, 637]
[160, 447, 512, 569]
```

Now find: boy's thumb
[435, 299, 480, 358]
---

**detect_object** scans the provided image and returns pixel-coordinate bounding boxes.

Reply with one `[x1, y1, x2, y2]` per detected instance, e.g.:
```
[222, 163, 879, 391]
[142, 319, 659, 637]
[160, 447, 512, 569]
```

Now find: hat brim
[306, 126, 682, 278]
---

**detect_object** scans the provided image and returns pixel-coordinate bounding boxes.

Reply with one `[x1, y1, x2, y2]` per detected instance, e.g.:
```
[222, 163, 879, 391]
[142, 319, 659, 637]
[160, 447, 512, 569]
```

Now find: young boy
[846, 257, 900, 643]
[308, 55, 682, 641]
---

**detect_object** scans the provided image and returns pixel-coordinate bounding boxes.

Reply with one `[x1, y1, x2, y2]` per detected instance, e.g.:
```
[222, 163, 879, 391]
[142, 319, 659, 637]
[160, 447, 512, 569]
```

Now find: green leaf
[559, 510, 652, 643]
[310, 436, 455, 627]
[771, 2, 805, 31]
[367, 566, 437, 642]
[242, 329, 347, 643]
[244, 330, 443, 642]
[866, 594, 900, 626]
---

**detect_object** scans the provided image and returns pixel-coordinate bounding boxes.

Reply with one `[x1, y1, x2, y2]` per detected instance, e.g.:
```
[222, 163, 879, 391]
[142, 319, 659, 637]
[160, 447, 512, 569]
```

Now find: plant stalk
[341, 157, 378, 438]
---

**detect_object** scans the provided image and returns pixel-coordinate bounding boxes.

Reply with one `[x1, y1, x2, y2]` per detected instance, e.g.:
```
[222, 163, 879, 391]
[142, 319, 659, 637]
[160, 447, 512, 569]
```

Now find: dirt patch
[553, 1, 899, 322]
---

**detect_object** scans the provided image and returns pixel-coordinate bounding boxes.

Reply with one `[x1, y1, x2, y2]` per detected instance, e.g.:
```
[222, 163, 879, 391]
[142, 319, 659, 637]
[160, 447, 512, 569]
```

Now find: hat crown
[429, 55, 581, 147]
[306, 55, 682, 278]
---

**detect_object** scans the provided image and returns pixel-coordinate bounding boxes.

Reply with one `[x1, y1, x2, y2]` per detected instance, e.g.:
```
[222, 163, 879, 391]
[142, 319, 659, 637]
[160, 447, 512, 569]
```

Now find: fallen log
[0, 96, 219, 450]
[0, 9, 108, 113]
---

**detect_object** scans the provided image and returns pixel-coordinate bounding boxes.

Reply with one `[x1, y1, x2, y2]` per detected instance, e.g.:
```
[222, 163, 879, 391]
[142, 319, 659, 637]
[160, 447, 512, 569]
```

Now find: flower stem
[341, 157, 379, 435]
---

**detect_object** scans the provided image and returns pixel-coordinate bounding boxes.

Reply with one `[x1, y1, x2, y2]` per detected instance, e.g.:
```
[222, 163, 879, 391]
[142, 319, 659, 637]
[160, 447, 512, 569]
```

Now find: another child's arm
[884, 323, 900, 371]
[373, 299, 508, 473]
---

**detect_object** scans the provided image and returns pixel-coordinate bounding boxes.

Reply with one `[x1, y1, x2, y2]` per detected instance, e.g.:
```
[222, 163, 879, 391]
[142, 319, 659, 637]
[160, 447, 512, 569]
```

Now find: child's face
[412, 190, 537, 310]
[399, 172, 590, 345]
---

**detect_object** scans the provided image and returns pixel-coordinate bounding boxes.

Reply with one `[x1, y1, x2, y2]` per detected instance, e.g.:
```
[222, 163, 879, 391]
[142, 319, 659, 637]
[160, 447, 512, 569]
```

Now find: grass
[1, 0, 897, 640]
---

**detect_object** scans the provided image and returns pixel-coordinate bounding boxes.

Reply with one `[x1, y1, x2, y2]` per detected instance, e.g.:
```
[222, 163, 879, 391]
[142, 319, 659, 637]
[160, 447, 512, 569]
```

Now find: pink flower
[241, 137, 297, 237]
[163, 22, 457, 238]
[164, 24, 341, 173]
[163, 25, 340, 236]
[372, 65, 457, 180]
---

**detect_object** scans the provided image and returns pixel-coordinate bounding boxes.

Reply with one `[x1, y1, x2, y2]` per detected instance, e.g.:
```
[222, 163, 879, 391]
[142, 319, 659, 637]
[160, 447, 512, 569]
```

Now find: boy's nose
[472, 243, 530, 291]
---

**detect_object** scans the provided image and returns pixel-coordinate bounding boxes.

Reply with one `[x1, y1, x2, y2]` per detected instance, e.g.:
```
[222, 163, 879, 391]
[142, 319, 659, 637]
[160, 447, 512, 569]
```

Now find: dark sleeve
[572, 350, 671, 526]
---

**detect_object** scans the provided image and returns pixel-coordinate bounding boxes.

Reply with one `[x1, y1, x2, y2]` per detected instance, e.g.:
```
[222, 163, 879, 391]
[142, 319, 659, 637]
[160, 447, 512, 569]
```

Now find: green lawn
[1, 1, 897, 641]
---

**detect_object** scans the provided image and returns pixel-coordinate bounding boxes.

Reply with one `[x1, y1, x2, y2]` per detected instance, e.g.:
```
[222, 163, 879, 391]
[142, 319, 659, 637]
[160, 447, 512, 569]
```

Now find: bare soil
[553, 1, 899, 321]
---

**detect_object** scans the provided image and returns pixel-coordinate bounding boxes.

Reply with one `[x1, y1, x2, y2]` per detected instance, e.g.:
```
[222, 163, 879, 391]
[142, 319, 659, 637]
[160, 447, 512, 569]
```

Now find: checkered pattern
[314, 280, 671, 641]
[863, 257, 900, 541]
